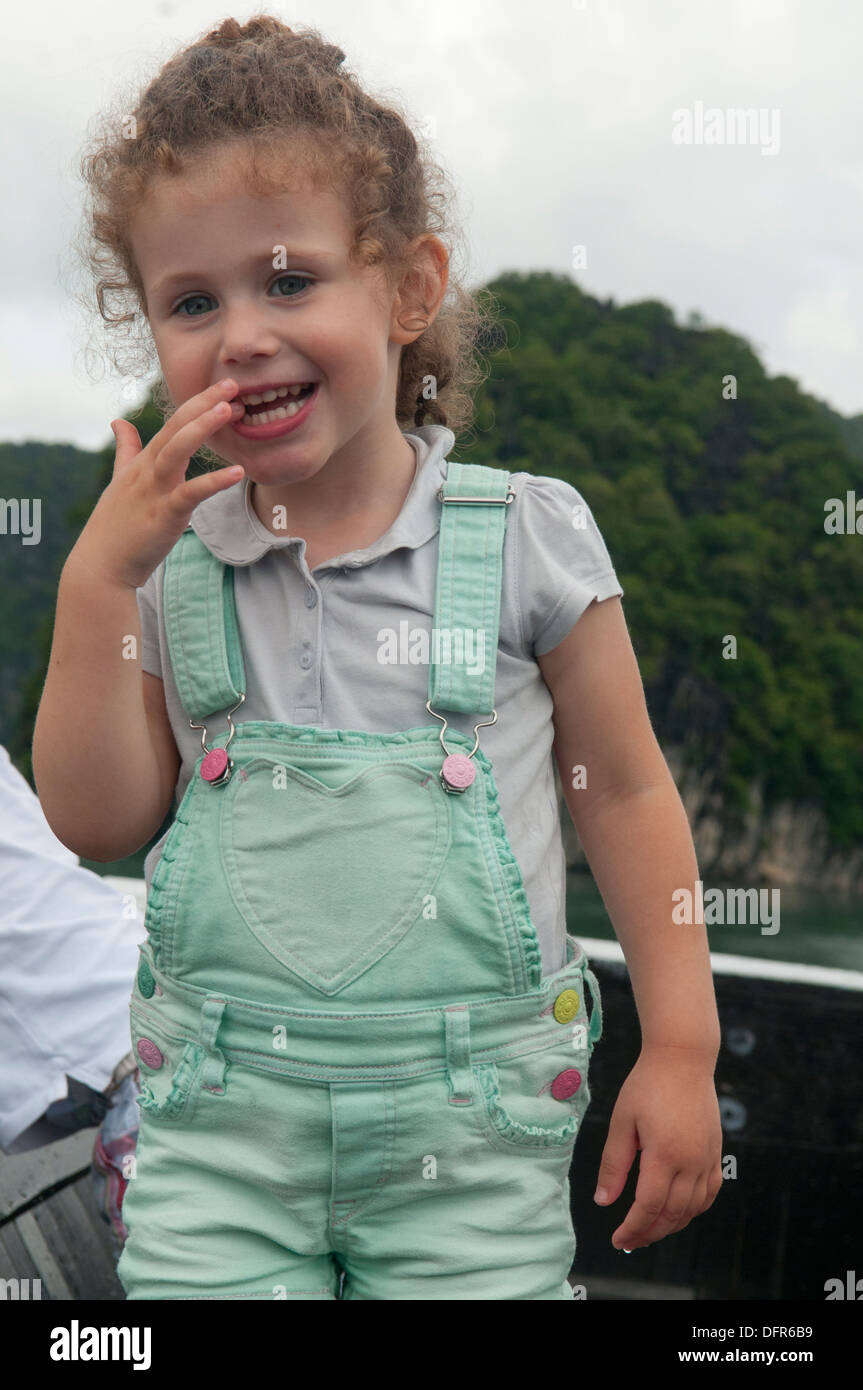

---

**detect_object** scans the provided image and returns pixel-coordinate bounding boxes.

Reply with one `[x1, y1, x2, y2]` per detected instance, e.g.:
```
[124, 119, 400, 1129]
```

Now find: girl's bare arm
[32, 565, 178, 860]
[32, 378, 245, 860]
[537, 595, 721, 1058]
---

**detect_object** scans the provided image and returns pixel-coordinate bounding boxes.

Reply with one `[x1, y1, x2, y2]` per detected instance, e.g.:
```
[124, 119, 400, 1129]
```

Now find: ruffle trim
[475, 1063, 578, 1148]
[133, 1035, 204, 1121]
[144, 777, 202, 969]
[471, 749, 543, 989]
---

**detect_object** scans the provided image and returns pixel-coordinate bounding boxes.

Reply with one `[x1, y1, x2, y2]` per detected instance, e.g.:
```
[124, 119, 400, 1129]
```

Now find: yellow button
[553, 989, 580, 1024]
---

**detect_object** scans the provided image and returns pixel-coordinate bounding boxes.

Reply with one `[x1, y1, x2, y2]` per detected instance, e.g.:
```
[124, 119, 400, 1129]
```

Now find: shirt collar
[188, 423, 456, 568]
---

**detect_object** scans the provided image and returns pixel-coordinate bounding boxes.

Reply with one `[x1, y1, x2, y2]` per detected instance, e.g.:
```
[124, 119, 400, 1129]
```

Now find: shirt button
[553, 989, 580, 1024]
[136, 1038, 164, 1070]
[137, 960, 155, 999]
[304, 588, 317, 608]
[299, 649, 313, 669]
[551, 1068, 582, 1100]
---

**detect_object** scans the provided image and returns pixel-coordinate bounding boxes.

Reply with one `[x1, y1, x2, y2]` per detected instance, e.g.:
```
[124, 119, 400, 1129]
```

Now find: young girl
[34, 15, 722, 1300]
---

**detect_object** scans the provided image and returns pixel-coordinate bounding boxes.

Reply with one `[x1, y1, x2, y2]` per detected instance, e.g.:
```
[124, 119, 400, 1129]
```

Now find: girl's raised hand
[68, 378, 246, 592]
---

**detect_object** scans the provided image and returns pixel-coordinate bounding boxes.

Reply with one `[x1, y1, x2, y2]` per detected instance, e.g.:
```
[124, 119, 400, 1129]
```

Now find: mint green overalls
[117, 461, 603, 1301]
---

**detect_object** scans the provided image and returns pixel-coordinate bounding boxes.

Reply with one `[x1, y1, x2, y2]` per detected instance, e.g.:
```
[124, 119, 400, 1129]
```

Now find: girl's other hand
[592, 1046, 724, 1250]
[68, 379, 245, 592]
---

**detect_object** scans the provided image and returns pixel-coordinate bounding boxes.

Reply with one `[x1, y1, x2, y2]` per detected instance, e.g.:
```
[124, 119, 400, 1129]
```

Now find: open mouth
[238, 383, 315, 425]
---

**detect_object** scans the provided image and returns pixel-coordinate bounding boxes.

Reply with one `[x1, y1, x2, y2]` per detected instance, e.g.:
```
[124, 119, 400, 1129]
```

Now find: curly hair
[71, 13, 502, 448]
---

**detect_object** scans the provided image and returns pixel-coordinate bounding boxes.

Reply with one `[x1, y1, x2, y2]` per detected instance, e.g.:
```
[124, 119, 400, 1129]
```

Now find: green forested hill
[0, 442, 108, 760]
[1, 400, 164, 777]
[818, 401, 863, 462]
[3, 272, 862, 855]
[467, 273, 863, 848]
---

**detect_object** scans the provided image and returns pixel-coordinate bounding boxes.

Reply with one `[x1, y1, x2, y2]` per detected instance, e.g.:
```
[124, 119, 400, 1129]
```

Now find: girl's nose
[218, 306, 284, 360]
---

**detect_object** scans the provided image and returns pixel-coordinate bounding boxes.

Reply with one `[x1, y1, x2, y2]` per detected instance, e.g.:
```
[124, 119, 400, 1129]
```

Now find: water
[565, 870, 863, 973]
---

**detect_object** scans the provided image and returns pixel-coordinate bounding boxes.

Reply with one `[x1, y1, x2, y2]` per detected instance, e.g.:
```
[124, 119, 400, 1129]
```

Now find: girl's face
[129, 144, 428, 486]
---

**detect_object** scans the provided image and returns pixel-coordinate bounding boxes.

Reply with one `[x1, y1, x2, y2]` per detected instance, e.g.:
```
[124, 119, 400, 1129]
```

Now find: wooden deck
[0, 1129, 124, 1299]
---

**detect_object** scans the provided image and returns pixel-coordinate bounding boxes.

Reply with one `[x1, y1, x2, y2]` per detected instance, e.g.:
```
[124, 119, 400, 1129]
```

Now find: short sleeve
[514, 474, 623, 657]
[136, 569, 163, 678]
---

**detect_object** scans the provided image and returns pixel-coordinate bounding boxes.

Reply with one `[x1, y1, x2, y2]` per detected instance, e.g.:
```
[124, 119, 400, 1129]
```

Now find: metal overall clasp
[436, 483, 516, 507]
[190, 693, 246, 787]
[426, 701, 497, 794]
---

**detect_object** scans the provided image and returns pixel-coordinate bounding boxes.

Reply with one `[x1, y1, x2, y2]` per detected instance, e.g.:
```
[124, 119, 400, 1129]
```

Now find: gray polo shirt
[136, 423, 623, 978]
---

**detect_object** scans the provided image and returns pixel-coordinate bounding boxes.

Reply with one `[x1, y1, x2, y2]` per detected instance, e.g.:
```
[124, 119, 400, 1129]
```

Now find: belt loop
[583, 967, 603, 1050]
[444, 1005, 473, 1106]
[199, 996, 228, 1092]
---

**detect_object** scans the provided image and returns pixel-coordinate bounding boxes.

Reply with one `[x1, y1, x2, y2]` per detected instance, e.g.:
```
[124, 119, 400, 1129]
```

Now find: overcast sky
[3, 0, 860, 451]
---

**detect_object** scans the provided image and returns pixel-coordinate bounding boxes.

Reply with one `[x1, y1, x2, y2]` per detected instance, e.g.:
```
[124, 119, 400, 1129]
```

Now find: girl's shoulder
[504, 470, 623, 658]
[506, 469, 616, 574]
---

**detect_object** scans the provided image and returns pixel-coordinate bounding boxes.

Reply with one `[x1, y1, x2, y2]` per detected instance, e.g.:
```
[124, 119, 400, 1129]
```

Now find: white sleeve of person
[0, 745, 145, 1152]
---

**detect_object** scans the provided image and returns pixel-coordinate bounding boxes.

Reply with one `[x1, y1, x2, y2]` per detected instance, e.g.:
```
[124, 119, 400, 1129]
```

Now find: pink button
[136, 1038, 164, 1070]
[441, 754, 476, 790]
[551, 1068, 582, 1100]
[201, 748, 228, 782]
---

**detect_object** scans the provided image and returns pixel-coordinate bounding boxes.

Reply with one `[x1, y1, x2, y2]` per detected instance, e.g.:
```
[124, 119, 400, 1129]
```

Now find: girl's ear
[393, 235, 449, 342]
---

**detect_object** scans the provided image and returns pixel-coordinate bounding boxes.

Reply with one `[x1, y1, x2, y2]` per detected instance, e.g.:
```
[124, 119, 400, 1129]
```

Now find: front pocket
[220, 757, 450, 994]
[130, 1015, 205, 1124]
[470, 1034, 593, 1153]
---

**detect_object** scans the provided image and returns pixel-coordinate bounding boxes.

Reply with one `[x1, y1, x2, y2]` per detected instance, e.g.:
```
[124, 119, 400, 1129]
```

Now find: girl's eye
[174, 293, 215, 317]
[172, 276, 312, 316]
[271, 274, 313, 298]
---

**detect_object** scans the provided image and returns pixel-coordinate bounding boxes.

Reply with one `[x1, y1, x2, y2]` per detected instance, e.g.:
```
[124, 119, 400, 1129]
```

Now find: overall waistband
[131, 936, 603, 1088]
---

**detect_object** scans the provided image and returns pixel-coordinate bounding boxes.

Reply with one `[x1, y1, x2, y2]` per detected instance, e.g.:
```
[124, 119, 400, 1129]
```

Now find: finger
[619, 1169, 699, 1249]
[654, 1165, 722, 1245]
[637, 1171, 699, 1244]
[152, 395, 245, 482]
[689, 1173, 710, 1221]
[148, 379, 239, 471]
[109, 418, 143, 471]
[169, 463, 246, 520]
[611, 1160, 682, 1250]
[594, 1115, 639, 1208]
[705, 1164, 724, 1206]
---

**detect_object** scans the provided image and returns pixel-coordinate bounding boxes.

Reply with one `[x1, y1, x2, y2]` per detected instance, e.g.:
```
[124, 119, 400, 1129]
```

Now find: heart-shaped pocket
[220, 758, 450, 993]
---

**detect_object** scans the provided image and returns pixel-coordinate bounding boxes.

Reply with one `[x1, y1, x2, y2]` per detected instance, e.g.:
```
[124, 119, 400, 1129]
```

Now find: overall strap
[428, 461, 514, 717]
[163, 527, 246, 723]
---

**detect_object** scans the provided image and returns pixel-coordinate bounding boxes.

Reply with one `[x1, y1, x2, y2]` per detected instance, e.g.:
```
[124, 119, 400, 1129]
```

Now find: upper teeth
[239, 384, 310, 404]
